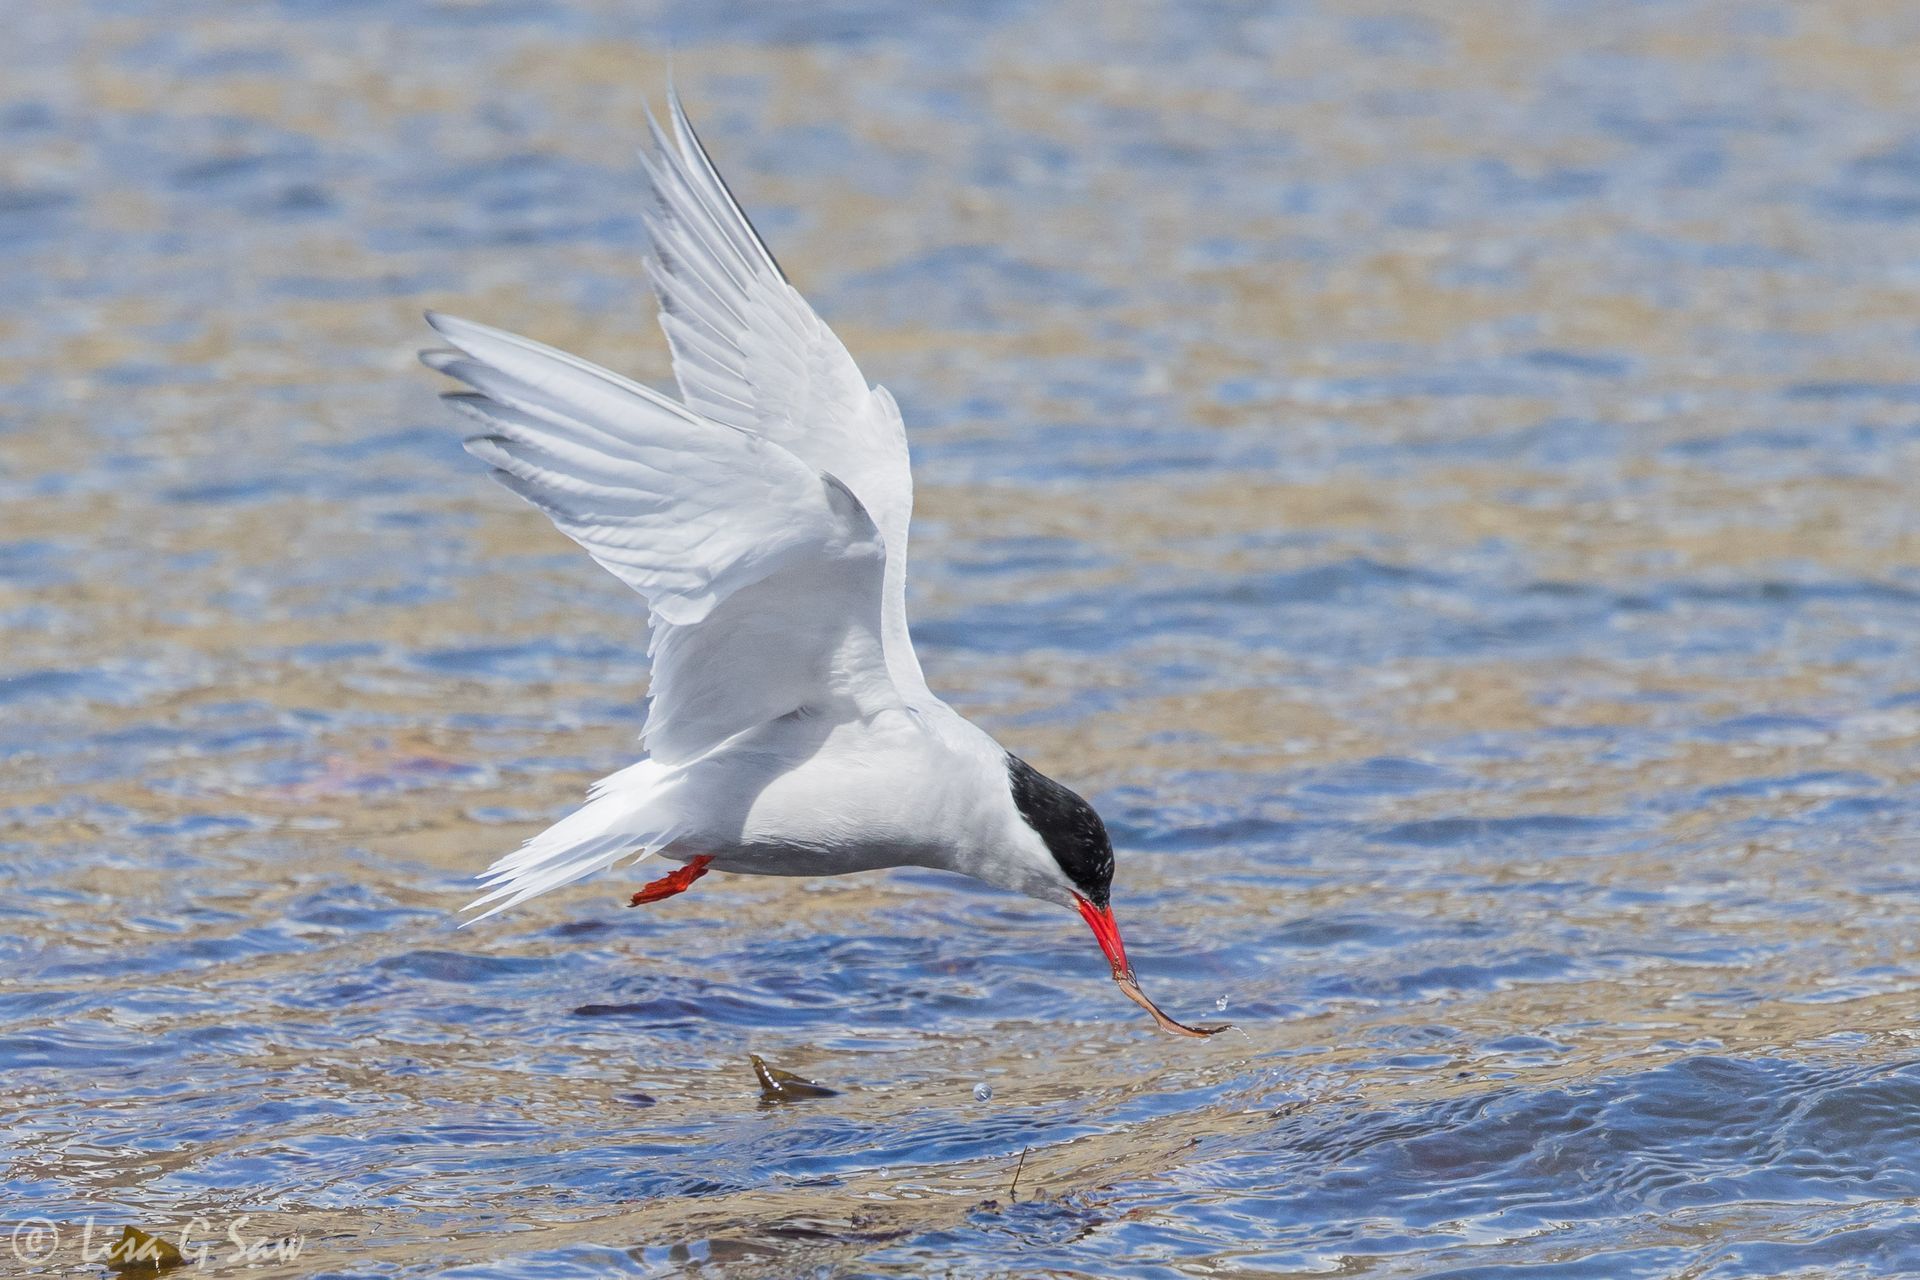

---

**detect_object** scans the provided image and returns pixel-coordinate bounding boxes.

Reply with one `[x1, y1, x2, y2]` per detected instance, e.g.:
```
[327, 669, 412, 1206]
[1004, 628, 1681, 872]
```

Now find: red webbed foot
[627, 855, 713, 906]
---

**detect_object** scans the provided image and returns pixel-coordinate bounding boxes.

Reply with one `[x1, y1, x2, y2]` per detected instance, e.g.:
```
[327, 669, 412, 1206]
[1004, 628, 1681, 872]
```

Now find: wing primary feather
[643, 100, 765, 286]
[654, 301, 744, 373]
[439, 368, 641, 457]
[666, 89, 789, 283]
[640, 239, 749, 341]
[426, 311, 708, 434]
[637, 116, 757, 310]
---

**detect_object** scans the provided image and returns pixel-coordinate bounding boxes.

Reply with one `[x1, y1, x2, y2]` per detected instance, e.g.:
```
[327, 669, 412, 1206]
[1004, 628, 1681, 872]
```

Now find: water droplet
[973, 1082, 993, 1101]
[1215, 995, 1231, 1011]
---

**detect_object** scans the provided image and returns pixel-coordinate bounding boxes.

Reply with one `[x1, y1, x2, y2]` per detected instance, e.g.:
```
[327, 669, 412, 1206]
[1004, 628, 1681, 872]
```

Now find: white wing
[423, 312, 899, 765]
[637, 92, 931, 701]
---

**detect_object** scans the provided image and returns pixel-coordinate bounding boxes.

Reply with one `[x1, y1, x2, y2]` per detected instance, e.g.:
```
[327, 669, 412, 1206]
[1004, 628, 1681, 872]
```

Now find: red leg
[627, 855, 713, 906]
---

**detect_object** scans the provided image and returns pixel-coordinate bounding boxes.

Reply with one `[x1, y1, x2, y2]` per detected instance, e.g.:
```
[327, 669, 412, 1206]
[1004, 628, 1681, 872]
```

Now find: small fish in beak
[1074, 896, 1230, 1039]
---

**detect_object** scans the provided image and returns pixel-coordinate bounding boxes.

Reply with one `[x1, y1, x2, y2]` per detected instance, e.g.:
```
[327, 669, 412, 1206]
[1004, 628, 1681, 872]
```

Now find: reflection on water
[6, 0, 1920, 1275]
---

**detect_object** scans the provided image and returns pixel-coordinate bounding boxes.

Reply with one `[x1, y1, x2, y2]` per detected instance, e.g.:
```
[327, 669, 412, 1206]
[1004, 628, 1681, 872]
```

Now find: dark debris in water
[104, 1226, 186, 1273]
[750, 1054, 839, 1103]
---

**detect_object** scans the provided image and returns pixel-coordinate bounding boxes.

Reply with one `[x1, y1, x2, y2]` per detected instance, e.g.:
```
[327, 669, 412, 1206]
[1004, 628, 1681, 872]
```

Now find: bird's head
[1003, 754, 1126, 971]
[1000, 754, 1225, 1038]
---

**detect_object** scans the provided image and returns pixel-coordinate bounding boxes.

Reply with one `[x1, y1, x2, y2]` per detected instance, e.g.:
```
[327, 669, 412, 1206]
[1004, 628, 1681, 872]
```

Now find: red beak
[1074, 894, 1131, 979]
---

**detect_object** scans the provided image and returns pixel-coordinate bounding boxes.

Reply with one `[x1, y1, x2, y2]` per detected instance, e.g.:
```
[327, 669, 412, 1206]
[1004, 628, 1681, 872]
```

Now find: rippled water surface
[7, 1, 1920, 1275]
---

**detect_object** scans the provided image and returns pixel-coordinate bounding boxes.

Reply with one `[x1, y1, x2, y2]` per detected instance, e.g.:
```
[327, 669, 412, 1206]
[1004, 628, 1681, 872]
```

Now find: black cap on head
[1006, 754, 1114, 908]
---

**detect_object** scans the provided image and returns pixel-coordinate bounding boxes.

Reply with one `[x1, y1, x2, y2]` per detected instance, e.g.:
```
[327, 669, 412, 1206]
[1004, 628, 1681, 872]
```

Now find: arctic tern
[424, 94, 1224, 1038]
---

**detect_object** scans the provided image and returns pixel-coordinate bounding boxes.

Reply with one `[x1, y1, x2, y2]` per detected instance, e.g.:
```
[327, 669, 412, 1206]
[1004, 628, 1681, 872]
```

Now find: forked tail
[463, 759, 684, 922]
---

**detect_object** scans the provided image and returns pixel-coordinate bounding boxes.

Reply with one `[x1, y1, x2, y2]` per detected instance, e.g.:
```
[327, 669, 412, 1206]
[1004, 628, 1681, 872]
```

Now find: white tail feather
[462, 760, 685, 922]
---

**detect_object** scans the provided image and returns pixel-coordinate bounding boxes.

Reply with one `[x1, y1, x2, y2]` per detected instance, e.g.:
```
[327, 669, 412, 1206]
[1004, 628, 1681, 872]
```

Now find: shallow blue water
[5, 1, 1920, 1276]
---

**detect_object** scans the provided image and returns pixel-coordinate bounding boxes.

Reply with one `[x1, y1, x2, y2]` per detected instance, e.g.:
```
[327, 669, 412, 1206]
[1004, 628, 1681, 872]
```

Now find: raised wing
[638, 93, 931, 701]
[423, 312, 898, 764]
